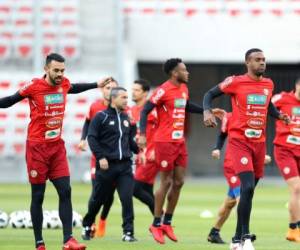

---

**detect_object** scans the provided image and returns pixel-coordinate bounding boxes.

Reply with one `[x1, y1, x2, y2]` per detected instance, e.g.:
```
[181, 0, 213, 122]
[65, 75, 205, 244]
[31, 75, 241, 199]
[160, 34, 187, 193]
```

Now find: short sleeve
[149, 86, 166, 105]
[218, 76, 237, 94]
[19, 81, 35, 98]
[271, 93, 283, 109]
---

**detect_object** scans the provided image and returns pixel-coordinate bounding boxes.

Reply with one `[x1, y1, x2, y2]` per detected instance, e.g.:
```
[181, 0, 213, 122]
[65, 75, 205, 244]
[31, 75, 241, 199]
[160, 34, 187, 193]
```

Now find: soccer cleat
[95, 219, 106, 237]
[122, 232, 137, 242]
[242, 239, 255, 250]
[286, 228, 300, 242]
[229, 242, 242, 250]
[149, 225, 165, 244]
[36, 245, 46, 250]
[63, 237, 86, 250]
[207, 232, 226, 244]
[161, 224, 178, 242]
[81, 224, 96, 241]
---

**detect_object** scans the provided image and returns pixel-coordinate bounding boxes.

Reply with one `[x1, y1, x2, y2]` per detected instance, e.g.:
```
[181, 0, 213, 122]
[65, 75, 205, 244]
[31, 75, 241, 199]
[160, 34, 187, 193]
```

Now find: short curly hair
[163, 58, 182, 75]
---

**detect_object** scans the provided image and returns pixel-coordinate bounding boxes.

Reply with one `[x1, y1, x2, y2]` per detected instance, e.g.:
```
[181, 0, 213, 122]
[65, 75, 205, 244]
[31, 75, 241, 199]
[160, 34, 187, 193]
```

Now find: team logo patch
[240, 157, 248, 165]
[230, 176, 237, 184]
[58, 87, 63, 93]
[161, 160, 168, 168]
[123, 120, 129, 127]
[30, 170, 38, 178]
[283, 167, 290, 175]
[263, 88, 269, 95]
[182, 92, 187, 99]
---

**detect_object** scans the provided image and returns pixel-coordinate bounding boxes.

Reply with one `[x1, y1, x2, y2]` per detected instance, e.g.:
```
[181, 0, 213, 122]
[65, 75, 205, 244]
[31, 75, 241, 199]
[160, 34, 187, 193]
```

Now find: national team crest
[182, 92, 187, 99]
[263, 88, 269, 95]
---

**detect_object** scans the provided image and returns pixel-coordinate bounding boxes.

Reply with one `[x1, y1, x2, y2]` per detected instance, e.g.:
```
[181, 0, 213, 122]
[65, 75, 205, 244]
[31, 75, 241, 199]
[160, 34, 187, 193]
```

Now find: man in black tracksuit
[82, 87, 139, 242]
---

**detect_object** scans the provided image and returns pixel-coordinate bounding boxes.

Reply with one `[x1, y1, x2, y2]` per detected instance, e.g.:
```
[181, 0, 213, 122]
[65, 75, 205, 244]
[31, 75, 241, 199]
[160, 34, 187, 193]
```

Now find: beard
[177, 76, 188, 84]
[49, 75, 62, 86]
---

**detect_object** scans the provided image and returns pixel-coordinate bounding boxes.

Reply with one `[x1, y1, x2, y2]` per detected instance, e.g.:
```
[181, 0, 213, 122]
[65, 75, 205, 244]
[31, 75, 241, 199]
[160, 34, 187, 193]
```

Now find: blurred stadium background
[0, 0, 300, 183]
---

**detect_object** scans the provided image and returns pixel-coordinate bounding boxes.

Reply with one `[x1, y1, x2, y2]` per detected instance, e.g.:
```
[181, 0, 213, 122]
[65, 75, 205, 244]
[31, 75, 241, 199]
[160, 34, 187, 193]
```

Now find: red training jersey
[19, 76, 71, 143]
[272, 91, 300, 148]
[221, 112, 232, 134]
[219, 74, 274, 142]
[149, 80, 189, 143]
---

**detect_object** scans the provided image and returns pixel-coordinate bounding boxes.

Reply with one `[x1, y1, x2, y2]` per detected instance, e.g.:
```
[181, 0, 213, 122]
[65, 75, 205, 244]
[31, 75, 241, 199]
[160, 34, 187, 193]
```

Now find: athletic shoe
[208, 231, 225, 244]
[242, 239, 255, 250]
[229, 242, 242, 250]
[122, 232, 137, 242]
[95, 219, 106, 237]
[81, 224, 96, 240]
[149, 225, 165, 244]
[286, 228, 300, 242]
[161, 224, 178, 242]
[63, 237, 86, 250]
[36, 245, 46, 250]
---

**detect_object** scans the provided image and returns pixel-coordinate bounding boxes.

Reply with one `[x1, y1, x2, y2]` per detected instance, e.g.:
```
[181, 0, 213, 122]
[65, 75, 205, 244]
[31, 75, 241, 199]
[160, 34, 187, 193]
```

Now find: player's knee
[31, 190, 44, 204]
[161, 177, 172, 190]
[241, 183, 255, 197]
[291, 183, 300, 196]
[226, 199, 237, 209]
[57, 185, 72, 200]
[173, 178, 184, 190]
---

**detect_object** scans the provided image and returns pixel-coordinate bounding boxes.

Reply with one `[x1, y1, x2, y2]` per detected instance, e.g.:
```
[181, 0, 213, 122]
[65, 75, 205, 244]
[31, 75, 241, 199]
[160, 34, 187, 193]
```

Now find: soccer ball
[49, 210, 62, 229]
[42, 210, 53, 229]
[23, 210, 33, 228]
[9, 211, 26, 228]
[72, 211, 82, 228]
[0, 210, 9, 228]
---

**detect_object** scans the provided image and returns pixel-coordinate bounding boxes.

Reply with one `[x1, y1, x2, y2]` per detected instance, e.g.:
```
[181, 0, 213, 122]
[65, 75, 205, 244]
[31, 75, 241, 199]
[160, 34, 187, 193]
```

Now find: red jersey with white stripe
[272, 91, 300, 148]
[219, 74, 273, 142]
[19, 76, 71, 142]
[149, 80, 189, 143]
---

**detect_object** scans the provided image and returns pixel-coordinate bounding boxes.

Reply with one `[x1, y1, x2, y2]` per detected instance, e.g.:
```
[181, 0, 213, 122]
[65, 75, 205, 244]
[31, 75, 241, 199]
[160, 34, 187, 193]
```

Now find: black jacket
[87, 106, 138, 162]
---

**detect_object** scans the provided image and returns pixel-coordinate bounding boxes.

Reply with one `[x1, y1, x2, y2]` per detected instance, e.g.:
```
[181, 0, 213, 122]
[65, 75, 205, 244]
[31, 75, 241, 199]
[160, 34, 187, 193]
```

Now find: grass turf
[0, 181, 298, 250]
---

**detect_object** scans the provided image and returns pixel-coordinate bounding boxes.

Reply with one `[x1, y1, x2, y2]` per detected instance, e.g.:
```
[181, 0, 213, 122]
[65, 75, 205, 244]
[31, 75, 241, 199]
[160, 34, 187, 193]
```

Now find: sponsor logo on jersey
[172, 130, 183, 139]
[44, 93, 64, 105]
[46, 117, 63, 128]
[244, 128, 262, 138]
[286, 135, 300, 145]
[45, 128, 61, 139]
[44, 111, 64, 117]
[246, 111, 265, 117]
[174, 99, 186, 108]
[292, 107, 300, 116]
[173, 119, 185, 129]
[247, 94, 267, 105]
[247, 118, 264, 129]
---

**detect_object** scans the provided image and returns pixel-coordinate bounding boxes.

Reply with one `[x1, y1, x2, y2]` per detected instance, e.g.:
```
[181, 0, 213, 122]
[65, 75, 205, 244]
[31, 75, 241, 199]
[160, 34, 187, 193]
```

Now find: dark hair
[134, 79, 150, 92]
[109, 87, 127, 102]
[45, 53, 65, 65]
[110, 77, 119, 85]
[163, 58, 182, 75]
[245, 48, 263, 61]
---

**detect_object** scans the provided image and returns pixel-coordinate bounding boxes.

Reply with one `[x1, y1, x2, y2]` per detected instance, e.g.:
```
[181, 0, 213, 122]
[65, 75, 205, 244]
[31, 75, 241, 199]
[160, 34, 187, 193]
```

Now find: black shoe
[122, 232, 137, 242]
[241, 233, 256, 242]
[207, 232, 226, 244]
[81, 225, 95, 241]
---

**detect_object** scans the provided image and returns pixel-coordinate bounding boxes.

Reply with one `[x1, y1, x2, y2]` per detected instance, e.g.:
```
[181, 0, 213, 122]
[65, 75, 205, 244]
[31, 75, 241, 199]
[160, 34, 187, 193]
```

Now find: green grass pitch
[0, 181, 299, 250]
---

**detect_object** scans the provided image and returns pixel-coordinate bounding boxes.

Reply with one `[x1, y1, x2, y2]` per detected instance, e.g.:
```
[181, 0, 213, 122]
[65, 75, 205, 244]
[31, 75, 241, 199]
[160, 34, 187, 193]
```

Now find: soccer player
[207, 112, 271, 244]
[272, 78, 300, 242]
[139, 58, 224, 244]
[78, 78, 118, 238]
[130, 79, 158, 215]
[82, 87, 139, 242]
[203, 48, 289, 250]
[0, 53, 112, 250]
